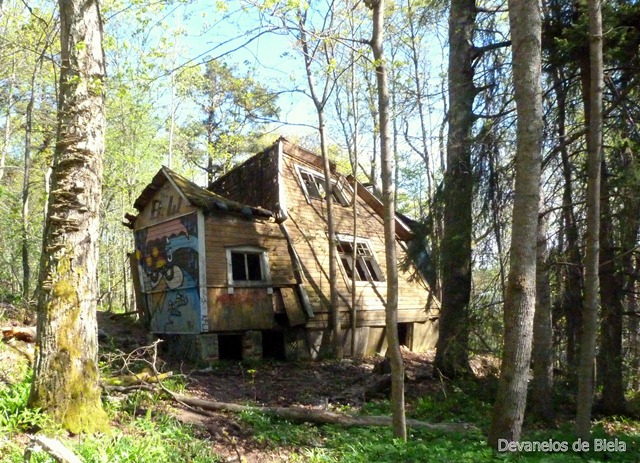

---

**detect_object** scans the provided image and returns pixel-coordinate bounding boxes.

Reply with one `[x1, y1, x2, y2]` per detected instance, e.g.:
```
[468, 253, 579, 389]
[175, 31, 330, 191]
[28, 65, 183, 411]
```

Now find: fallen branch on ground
[167, 391, 476, 432]
[103, 370, 173, 387]
[24, 435, 83, 463]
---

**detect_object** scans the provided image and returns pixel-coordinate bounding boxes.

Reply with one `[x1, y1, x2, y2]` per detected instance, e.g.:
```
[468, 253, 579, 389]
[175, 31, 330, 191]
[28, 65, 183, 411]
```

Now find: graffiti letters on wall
[135, 213, 200, 333]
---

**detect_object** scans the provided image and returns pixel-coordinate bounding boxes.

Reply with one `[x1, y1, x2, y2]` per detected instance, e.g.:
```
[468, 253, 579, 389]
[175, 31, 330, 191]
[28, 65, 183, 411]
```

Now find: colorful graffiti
[134, 213, 200, 333]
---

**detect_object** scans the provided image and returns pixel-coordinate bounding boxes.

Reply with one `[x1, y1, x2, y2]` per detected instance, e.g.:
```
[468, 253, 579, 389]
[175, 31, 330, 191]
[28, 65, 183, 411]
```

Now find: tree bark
[575, 0, 603, 440]
[488, 0, 543, 446]
[367, 0, 406, 441]
[298, 9, 343, 359]
[29, 0, 108, 434]
[530, 200, 554, 423]
[435, 0, 476, 379]
[597, 160, 626, 415]
[552, 67, 584, 379]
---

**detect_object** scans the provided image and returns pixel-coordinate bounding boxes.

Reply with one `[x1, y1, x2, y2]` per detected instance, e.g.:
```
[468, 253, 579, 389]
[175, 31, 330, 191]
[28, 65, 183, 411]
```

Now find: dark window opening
[337, 238, 384, 282]
[231, 251, 263, 282]
[398, 323, 410, 348]
[218, 334, 243, 360]
[262, 330, 286, 360]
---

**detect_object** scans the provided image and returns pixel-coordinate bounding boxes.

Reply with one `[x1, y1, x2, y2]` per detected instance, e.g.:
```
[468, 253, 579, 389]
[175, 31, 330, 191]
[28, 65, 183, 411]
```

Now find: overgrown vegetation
[2, 338, 639, 462]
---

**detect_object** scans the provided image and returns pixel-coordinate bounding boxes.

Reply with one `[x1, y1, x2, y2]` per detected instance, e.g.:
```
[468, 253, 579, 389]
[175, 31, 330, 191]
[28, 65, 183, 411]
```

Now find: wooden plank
[207, 287, 274, 331]
[280, 287, 307, 326]
[128, 252, 147, 321]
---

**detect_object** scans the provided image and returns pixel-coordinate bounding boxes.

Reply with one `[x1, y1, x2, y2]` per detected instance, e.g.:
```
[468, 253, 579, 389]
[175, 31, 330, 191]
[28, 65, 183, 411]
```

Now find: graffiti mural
[134, 213, 200, 333]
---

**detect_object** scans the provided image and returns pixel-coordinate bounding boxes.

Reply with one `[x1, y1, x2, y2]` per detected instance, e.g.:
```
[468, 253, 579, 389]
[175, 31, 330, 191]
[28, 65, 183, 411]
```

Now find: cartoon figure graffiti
[134, 213, 200, 333]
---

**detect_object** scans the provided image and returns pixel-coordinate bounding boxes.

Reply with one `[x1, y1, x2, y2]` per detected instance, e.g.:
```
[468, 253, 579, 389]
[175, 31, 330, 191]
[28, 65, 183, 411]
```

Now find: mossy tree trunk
[28, 0, 108, 434]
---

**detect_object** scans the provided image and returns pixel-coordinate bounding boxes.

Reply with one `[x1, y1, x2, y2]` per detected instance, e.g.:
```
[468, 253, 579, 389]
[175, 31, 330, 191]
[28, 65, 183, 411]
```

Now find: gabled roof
[128, 167, 273, 226]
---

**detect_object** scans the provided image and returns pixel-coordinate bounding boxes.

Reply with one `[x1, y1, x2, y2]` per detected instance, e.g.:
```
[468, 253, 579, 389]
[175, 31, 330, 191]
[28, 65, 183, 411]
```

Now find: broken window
[336, 236, 384, 282]
[296, 165, 348, 206]
[226, 246, 270, 286]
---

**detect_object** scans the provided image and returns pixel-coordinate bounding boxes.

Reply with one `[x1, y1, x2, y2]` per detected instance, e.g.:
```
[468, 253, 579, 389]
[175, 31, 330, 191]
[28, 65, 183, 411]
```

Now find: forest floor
[3, 306, 640, 462]
[95, 310, 477, 462]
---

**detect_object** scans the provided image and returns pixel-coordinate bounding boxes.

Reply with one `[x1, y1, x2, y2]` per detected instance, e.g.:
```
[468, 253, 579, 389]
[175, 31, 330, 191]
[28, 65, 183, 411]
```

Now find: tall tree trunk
[29, 0, 108, 434]
[554, 69, 583, 378]
[575, 0, 603, 440]
[22, 92, 33, 302]
[531, 199, 554, 423]
[598, 160, 626, 415]
[488, 0, 543, 446]
[367, 0, 406, 440]
[0, 58, 15, 184]
[435, 0, 476, 379]
[21, 46, 46, 302]
[318, 111, 342, 358]
[297, 9, 343, 359]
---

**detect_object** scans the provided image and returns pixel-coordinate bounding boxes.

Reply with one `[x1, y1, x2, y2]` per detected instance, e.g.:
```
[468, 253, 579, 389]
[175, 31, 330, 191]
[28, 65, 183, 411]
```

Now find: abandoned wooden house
[126, 137, 439, 360]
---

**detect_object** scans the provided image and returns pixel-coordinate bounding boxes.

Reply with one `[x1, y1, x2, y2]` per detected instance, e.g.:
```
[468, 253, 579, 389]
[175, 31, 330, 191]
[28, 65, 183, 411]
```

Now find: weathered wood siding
[135, 180, 196, 229]
[207, 139, 439, 351]
[278, 141, 437, 329]
[203, 214, 295, 287]
[203, 213, 297, 331]
[209, 148, 280, 213]
[207, 288, 275, 331]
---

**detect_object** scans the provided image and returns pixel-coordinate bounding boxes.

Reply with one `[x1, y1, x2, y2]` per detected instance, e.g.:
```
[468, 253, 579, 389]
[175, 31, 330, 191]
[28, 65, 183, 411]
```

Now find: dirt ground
[95, 311, 446, 462]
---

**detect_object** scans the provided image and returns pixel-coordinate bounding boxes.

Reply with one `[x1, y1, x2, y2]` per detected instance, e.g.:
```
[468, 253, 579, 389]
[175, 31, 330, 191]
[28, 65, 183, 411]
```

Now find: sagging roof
[125, 167, 273, 228]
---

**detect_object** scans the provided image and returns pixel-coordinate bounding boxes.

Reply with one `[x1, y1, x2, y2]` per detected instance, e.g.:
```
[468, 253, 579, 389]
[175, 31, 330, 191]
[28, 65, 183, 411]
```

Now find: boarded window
[337, 237, 384, 282]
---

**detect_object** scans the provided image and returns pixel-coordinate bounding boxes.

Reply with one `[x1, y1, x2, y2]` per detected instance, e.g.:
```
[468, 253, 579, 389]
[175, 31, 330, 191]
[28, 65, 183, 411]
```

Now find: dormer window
[296, 165, 349, 206]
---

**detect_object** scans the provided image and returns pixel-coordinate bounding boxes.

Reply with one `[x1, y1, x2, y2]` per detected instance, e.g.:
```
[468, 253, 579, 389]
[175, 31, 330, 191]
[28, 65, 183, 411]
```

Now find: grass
[240, 379, 640, 463]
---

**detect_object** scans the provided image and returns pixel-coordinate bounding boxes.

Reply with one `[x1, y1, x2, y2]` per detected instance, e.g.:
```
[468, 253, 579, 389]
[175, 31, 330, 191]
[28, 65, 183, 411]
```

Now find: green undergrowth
[3, 350, 640, 462]
[240, 381, 640, 463]
[242, 410, 640, 462]
[0, 371, 222, 463]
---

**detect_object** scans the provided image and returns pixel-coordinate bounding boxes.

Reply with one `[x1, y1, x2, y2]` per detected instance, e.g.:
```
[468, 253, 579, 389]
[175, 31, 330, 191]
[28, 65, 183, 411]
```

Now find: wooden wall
[209, 148, 280, 213]
[278, 141, 438, 330]
[201, 139, 439, 353]
[203, 213, 298, 331]
[135, 181, 196, 229]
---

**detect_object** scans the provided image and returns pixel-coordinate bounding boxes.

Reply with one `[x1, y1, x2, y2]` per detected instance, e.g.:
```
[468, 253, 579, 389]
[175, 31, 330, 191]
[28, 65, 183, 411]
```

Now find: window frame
[225, 245, 271, 289]
[335, 234, 385, 284]
[295, 164, 349, 206]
